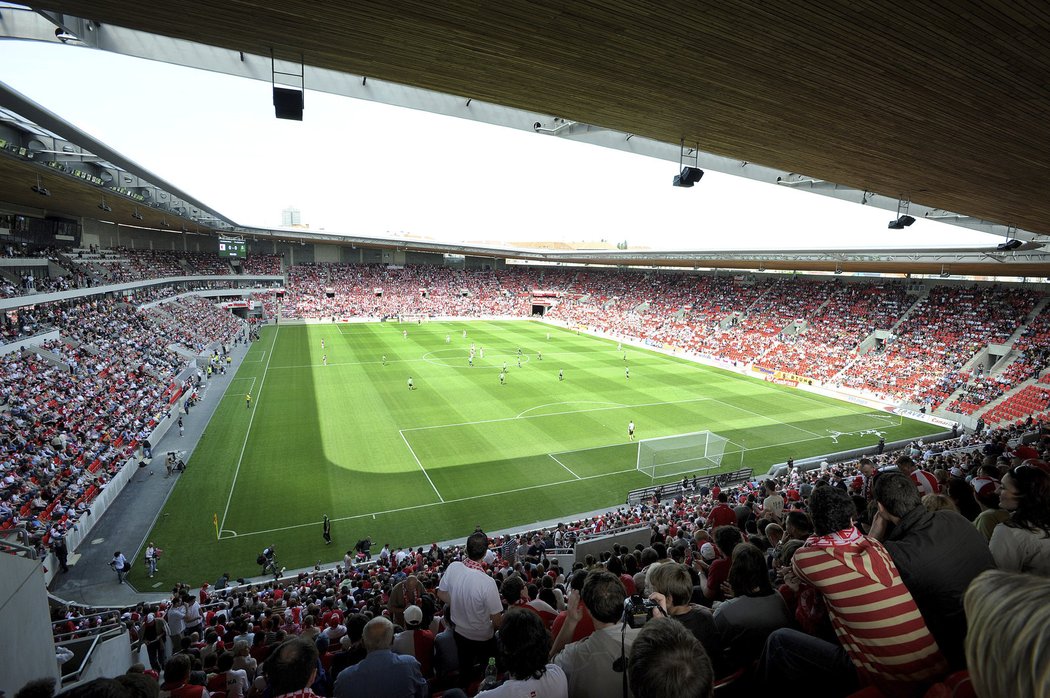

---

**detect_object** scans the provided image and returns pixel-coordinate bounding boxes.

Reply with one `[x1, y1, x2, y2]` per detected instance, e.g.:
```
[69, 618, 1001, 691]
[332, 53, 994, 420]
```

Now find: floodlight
[888, 215, 915, 229]
[673, 166, 704, 188]
[997, 239, 1023, 251]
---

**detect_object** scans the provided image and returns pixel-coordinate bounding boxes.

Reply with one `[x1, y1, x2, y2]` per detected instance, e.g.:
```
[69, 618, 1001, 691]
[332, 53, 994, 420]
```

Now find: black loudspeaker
[273, 87, 304, 120]
[673, 166, 704, 187]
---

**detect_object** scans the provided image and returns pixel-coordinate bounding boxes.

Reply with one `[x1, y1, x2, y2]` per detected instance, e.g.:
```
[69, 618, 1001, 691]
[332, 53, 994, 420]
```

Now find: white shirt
[438, 561, 502, 641]
[480, 663, 567, 698]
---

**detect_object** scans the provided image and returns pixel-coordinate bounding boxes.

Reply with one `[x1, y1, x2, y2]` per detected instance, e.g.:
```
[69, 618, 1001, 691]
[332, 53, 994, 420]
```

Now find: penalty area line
[399, 430, 444, 502]
[548, 453, 581, 480]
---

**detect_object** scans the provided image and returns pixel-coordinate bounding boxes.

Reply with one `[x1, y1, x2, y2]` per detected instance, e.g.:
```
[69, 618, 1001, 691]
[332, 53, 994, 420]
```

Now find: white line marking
[709, 397, 825, 438]
[219, 327, 279, 534]
[548, 453, 581, 479]
[221, 466, 640, 540]
[517, 401, 625, 419]
[399, 430, 444, 502]
[218, 424, 873, 541]
[403, 396, 714, 433]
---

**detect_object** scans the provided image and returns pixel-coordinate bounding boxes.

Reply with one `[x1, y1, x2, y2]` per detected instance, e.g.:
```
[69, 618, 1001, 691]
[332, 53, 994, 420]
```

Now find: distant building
[282, 206, 301, 227]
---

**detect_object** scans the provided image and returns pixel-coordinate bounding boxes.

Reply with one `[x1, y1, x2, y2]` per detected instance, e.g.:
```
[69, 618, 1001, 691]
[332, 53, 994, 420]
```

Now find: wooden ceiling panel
[18, 1, 1050, 239]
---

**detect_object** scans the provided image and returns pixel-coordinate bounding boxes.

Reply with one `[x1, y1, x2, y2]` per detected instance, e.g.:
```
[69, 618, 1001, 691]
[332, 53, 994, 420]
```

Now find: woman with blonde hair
[964, 569, 1050, 697]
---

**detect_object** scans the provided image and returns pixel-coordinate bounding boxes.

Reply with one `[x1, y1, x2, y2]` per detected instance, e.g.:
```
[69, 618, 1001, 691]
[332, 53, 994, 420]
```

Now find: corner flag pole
[213, 513, 219, 539]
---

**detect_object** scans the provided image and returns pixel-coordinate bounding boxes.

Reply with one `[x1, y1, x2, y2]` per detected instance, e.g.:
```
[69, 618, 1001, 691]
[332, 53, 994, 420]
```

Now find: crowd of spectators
[29, 419, 1050, 698]
[1, 296, 246, 558]
[837, 285, 1041, 405]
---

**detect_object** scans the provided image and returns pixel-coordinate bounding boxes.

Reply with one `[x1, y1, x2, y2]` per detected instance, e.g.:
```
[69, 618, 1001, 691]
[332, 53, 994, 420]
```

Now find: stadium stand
[12, 418, 1044, 698]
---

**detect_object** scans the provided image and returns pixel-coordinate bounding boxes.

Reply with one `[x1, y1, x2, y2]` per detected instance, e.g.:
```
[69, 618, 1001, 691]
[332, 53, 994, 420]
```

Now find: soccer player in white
[407, 377, 414, 390]
[403, 330, 408, 339]
[445, 334, 451, 343]
[558, 369, 564, 381]
[468, 355, 474, 367]
[628, 421, 635, 440]
[625, 366, 630, 380]
[321, 339, 325, 350]
[322, 354, 327, 366]
[499, 371, 506, 385]
[382, 355, 387, 366]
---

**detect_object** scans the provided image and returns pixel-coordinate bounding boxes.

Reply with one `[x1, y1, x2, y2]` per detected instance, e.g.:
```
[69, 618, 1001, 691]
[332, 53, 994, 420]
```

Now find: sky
[0, 39, 1002, 251]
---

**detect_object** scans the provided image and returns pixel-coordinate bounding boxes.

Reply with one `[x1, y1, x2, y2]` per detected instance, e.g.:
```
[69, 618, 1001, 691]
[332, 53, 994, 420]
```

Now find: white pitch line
[548, 453, 581, 479]
[403, 396, 714, 433]
[219, 423, 870, 541]
[220, 466, 641, 540]
[709, 397, 825, 438]
[399, 430, 444, 502]
[219, 327, 279, 536]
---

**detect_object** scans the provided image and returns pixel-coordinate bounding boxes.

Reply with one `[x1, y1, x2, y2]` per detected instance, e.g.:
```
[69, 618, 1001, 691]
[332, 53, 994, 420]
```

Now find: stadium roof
[2, 1, 1050, 276]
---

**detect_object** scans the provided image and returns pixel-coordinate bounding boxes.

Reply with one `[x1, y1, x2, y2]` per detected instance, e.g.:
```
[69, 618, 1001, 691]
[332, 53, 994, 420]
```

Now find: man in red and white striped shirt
[758, 485, 947, 694]
[896, 456, 940, 497]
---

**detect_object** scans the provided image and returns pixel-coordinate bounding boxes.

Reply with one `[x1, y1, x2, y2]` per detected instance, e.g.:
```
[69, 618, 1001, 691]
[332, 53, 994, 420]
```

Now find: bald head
[362, 616, 394, 652]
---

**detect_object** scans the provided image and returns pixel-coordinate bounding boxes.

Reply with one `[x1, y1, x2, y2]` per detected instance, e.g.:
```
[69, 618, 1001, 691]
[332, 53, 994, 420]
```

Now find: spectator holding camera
[551, 570, 639, 698]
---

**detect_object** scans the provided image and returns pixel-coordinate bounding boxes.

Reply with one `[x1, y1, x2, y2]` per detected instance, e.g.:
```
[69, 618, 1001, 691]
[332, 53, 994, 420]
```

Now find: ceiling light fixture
[888, 197, 915, 229]
[673, 140, 704, 188]
[31, 176, 50, 197]
[98, 196, 112, 212]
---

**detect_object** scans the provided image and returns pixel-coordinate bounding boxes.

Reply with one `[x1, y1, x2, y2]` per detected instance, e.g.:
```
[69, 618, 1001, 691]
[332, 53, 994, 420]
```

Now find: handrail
[575, 522, 649, 541]
[53, 621, 125, 642]
[58, 624, 126, 684]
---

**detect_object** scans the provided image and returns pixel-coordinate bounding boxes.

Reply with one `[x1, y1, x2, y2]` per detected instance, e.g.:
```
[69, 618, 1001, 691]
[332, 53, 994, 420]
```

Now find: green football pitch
[133, 320, 941, 586]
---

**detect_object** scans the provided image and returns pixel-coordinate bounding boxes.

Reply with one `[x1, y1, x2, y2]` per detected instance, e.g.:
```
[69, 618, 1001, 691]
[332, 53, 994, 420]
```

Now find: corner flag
[213, 513, 219, 538]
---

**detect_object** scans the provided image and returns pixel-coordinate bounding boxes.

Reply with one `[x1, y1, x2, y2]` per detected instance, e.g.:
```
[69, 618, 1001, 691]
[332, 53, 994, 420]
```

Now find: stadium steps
[886, 288, 930, 334]
[972, 376, 1041, 420]
[1004, 295, 1050, 346]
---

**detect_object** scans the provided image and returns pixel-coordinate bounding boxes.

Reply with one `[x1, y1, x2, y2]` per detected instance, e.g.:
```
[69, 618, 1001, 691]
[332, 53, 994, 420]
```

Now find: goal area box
[635, 430, 743, 481]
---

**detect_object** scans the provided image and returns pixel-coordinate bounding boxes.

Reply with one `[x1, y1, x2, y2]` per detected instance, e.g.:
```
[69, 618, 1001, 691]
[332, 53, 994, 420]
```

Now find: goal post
[635, 430, 741, 482]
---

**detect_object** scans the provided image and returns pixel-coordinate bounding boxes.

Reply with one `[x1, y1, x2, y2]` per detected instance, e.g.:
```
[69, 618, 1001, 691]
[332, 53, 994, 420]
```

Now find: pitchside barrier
[626, 468, 754, 507]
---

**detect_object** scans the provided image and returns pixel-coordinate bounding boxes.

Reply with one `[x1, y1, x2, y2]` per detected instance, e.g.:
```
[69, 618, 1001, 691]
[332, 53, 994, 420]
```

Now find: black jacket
[883, 507, 994, 669]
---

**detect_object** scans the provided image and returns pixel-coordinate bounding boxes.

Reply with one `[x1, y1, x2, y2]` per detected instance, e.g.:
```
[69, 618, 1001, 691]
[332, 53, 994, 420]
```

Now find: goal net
[636, 430, 734, 481]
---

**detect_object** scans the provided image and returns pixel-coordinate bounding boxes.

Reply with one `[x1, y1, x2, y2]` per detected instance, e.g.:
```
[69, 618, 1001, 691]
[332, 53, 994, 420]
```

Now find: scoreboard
[218, 235, 247, 259]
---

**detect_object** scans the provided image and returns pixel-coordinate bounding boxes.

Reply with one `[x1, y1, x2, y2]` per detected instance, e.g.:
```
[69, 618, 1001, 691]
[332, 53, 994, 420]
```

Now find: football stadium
[2, 4, 1050, 698]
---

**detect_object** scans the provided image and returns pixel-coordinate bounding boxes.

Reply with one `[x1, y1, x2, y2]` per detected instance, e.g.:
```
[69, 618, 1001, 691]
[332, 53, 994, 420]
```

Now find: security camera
[533, 122, 542, 130]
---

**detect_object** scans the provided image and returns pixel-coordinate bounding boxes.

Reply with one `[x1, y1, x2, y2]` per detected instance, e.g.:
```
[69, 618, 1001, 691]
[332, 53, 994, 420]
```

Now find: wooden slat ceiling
[29, 0, 1050, 239]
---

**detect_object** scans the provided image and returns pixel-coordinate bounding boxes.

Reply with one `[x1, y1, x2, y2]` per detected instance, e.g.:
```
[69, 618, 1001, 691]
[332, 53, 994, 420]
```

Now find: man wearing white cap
[392, 604, 434, 678]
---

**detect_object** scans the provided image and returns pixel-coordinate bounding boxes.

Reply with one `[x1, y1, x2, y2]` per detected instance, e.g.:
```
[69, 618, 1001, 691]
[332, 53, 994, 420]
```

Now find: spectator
[551, 570, 639, 698]
[388, 574, 424, 628]
[988, 464, 1050, 575]
[391, 604, 434, 678]
[646, 562, 721, 674]
[332, 616, 426, 698]
[436, 530, 503, 686]
[869, 470, 994, 669]
[263, 637, 319, 698]
[628, 617, 714, 698]
[478, 607, 567, 697]
[964, 569, 1050, 698]
[758, 485, 947, 695]
[159, 654, 208, 698]
[215, 653, 249, 698]
[712, 543, 791, 666]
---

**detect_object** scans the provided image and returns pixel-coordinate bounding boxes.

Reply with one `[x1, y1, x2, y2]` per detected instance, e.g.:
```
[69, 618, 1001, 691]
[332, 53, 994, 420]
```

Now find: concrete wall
[0, 554, 60, 696]
[314, 244, 341, 264]
[574, 526, 653, 565]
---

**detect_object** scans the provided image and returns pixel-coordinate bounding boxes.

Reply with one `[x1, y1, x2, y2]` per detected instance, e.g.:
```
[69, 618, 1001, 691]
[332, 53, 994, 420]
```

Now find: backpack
[256, 554, 267, 565]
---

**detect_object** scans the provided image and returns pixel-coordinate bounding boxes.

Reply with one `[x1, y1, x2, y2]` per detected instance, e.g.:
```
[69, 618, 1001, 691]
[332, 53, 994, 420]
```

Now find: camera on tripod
[623, 594, 659, 628]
